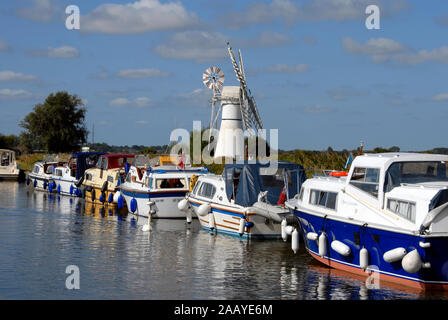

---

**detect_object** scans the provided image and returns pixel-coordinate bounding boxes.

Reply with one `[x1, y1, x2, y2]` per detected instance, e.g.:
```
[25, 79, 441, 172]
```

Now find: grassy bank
[17, 153, 71, 172]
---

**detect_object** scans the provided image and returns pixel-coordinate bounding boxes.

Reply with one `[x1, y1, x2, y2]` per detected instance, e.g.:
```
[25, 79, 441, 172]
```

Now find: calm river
[0, 181, 446, 300]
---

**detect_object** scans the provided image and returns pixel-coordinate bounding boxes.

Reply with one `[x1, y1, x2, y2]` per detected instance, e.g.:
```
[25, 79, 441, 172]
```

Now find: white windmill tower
[203, 43, 264, 161]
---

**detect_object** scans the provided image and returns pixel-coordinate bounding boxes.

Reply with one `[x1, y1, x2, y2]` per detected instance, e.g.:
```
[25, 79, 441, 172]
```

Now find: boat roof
[72, 152, 106, 157]
[353, 152, 448, 169]
[101, 153, 134, 158]
[223, 160, 303, 170]
[0, 149, 15, 153]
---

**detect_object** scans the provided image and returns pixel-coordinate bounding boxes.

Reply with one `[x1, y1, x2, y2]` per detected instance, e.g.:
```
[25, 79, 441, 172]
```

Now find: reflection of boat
[0, 149, 20, 181]
[81, 153, 134, 206]
[27, 159, 67, 191]
[84, 201, 127, 218]
[183, 161, 306, 239]
[286, 152, 448, 291]
[120, 154, 209, 219]
[47, 152, 105, 196]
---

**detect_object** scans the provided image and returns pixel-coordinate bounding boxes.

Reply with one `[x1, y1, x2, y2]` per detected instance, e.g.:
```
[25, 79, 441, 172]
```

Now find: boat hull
[0, 173, 19, 181]
[121, 188, 188, 218]
[27, 173, 50, 191]
[188, 199, 282, 239]
[292, 208, 448, 291]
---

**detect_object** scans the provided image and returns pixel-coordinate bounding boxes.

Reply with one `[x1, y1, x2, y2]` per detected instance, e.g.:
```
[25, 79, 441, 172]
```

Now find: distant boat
[120, 154, 209, 219]
[181, 161, 306, 239]
[47, 152, 105, 196]
[80, 153, 134, 206]
[27, 157, 67, 191]
[286, 152, 448, 291]
[0, 149, 20, 181]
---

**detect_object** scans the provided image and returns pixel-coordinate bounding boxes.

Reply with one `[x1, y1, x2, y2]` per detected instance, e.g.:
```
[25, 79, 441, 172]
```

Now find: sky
[0, 0, 447, 152]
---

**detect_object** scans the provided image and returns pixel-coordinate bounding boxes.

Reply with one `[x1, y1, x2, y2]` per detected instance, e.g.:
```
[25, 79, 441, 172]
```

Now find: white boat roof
[353, 152, 448, 170]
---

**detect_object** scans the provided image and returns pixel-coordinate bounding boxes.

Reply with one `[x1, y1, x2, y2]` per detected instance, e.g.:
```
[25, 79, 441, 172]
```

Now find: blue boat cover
[72, 152, 106, 179]
[223, 161, 306, 207]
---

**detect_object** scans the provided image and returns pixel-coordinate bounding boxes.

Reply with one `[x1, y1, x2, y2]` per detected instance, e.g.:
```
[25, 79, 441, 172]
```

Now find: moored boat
[286, 152, 448, 291]
[182, 161, 306, 239]
[0, 149, 20, 181]
[120, 154, 209, 219]
[80, 153, 134, 206]
[27, 158, 67, 191]
[47, 152, 105, 196]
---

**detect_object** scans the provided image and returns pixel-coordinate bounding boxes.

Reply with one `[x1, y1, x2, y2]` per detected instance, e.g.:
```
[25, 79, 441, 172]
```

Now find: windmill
[203, 42, 264, 161]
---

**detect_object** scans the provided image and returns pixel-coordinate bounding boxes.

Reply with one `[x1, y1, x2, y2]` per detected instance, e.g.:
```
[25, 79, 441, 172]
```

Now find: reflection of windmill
[204, 42, 264, 160]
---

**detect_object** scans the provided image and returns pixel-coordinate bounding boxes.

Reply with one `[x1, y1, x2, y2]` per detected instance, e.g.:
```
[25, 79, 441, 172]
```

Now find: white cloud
[136, 120, 149, 125]
[116, 68, 171, 79]
[154, 30, 292, 62]
[220, 0, 410, 29]
[154, 31, 229, 63]
[0, 89, 34, 100]
[264, 64, 309, 73]
[27, 46, 80, 59]
[0, 71, 38, 82]
[303, 104, 334, 114]
[82, 0, 200, 34]
[328, 87, 370, 101]
[175, 88, 212, 107]
[342, 37, 448, 65]
[432, 93, 448, 101]
[17, 0, 60, 23]
[109, 97, 152, 108]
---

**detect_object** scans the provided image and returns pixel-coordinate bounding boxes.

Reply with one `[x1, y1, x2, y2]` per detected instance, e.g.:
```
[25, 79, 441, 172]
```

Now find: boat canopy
[96, 154, 135, 170]
[72, 152, 106, 179]
[223, 161, 306, 207]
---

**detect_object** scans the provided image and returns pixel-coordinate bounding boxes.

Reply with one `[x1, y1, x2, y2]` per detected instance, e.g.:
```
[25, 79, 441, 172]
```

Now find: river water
[0, 181, 446, 300]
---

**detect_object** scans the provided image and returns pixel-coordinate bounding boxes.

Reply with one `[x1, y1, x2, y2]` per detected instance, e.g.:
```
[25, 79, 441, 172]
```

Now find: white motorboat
[119, 154, 209, 219]
[0, 149, 20, 181]
[181, 161, 306, 239]
[286, 152, 448, 291]
[27, 158, 67, 191]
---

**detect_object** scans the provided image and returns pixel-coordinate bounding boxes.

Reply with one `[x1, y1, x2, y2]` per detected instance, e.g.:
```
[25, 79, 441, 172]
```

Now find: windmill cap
[221, 86, 241, 100]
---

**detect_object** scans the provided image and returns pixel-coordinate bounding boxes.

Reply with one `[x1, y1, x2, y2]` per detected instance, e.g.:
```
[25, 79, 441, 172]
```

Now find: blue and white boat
[181, 161, 306, 239]
[119, 155, 209, 219]
[285, 152, 448, 291]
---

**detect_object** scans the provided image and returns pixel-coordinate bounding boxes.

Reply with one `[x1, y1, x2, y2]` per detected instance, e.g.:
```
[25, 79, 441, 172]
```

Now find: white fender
[281, 219, 287, 242]
[383, 247, 407, 263]
[186, 210, 192, 224]
[113, 191, 121, 203]
[318, 233, 327, 257]
[197, 203, 211, 217]
[360, 247, 369, 269]
[238, 218, 245, 236]
[208, 212, 215, 230]
[306, 232, 318, 241]
[402, 249, 422, 274]
[285, 226, 294, 236]
[292, 229, 299, 254]
[331, 240, 351, 256]
[178, 199, 189, 211]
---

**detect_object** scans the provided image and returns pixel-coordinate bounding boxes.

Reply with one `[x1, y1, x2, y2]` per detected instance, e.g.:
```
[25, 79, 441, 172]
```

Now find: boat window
[385, 161, 448, 192]
[198, 182, 216, 199]
[260, 167, 286, 188]
[46, 165, 54, 174]
[107, 176, 114, 183]
[55, 169, 63, 177]
[1, 152, 11, 166]
[126, 172, 132, 183]
[86, 173, 92, 181]
[156, 178, 186, 189]
[387, 198, 416, 222]
[192, 181, 201, 195]
[310, 189, 337, 210]
[33, 165, 40, 174]
[350, 167, 380, 198]
[145, 177, 152, 188]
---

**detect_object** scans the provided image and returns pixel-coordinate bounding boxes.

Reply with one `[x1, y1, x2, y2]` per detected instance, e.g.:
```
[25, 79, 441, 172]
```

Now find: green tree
[20, 91, 88, 153]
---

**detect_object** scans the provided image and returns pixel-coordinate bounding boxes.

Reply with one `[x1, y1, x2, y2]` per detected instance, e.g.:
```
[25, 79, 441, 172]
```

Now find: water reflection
[0, 183, 447, 299]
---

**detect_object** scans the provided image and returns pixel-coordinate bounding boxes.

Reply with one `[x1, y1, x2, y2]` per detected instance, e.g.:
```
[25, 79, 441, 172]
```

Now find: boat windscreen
[385, 161, 448, 192]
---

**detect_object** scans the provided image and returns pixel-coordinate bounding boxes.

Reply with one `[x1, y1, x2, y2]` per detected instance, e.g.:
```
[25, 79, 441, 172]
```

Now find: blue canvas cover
[72, 152, 105, 179]
[223, 161, 306, 207]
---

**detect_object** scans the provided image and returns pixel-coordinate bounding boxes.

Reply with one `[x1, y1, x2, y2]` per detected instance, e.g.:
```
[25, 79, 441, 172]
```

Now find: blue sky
[0, 0, 447, 151]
